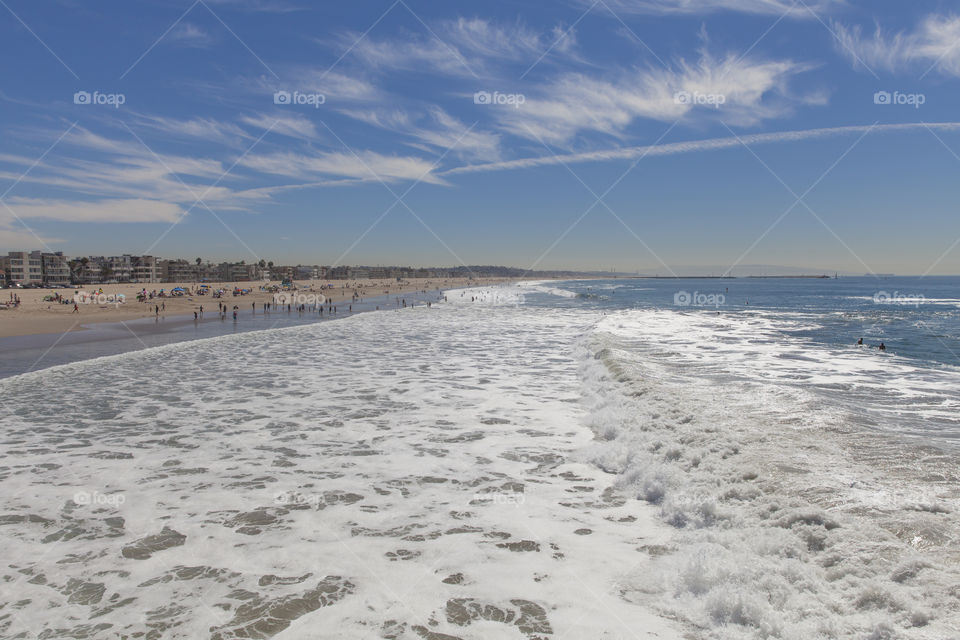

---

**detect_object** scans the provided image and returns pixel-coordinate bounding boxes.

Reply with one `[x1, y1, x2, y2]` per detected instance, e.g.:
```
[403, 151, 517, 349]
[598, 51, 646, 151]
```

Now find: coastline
[0, 277, 526, 339]
[0, 278, 543, 380]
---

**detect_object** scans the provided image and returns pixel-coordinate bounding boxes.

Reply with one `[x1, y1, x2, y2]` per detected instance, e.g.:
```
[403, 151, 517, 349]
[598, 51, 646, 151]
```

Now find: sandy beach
[0, 277, 525, 339]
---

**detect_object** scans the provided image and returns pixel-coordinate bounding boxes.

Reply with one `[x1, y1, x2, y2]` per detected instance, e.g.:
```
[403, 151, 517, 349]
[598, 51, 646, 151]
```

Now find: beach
[0, 277, 523, 339]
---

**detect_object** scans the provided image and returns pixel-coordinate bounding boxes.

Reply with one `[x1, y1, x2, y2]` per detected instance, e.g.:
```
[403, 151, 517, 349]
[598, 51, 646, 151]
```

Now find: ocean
[0, 277, 958, 639]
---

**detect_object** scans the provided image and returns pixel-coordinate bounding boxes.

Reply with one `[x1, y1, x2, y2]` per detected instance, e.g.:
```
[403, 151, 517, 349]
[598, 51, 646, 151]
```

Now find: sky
[1, 0, 959, 275]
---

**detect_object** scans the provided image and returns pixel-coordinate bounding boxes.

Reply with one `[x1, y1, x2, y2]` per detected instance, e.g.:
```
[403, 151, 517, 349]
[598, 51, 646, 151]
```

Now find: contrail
[440, 122, 960, 176]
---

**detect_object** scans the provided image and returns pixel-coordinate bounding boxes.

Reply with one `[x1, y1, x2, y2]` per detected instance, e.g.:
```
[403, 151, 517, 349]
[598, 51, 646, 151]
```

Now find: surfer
[857, 337, 863, 345]
[879, 342, 886, 351]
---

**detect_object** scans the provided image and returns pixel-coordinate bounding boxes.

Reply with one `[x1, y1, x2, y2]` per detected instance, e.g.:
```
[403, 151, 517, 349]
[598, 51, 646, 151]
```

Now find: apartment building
[131, 255, 158, 283]
[41, 252, 71, 286]
[5, 251, 43, 285]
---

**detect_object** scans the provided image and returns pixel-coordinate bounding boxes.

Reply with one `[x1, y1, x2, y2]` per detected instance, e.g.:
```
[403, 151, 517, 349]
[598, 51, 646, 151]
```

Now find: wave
[578, 309, 960, 639]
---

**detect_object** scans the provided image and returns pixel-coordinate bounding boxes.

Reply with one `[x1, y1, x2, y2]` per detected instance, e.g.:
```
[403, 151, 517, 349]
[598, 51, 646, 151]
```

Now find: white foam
[580, 308, 960, 638]
[0, 304, 681, 639]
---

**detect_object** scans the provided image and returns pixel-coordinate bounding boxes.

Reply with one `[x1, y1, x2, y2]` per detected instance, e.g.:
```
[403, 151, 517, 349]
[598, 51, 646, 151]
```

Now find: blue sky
[1, 0, 959, 274]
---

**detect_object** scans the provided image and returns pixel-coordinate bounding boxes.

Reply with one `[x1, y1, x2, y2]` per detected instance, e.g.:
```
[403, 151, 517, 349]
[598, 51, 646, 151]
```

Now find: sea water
[0, 277, 958, 639]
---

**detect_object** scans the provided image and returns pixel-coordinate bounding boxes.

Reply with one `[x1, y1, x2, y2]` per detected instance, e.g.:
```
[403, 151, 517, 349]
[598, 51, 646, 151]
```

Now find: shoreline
[0, 277, 529, 339]
[0, 279, 546, 380]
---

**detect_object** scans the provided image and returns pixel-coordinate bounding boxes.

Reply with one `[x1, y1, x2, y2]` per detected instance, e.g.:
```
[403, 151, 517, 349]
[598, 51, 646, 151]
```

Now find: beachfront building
[131, 256, 158, 283]
[269, 265, 295, 282]
[106, 255, 133, 283]
[4, 251, 44, 285]
[41, 252, 71, 287]
[215, 262, 263, 282]
[294, 265, 319, 280]
[159, 259, 196, 283]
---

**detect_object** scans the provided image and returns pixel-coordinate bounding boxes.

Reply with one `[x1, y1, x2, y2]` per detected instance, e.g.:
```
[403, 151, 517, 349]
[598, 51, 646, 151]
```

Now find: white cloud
[443, 17, 576, 60]
[834, 14, 960, 77]
[132, 115, 252, 146]
[238, 149, 445, 184]
[3, 198, 184, 223]
[336, 18, 579, 77]
[0, 127, 264, 211]
[495, 50, 813, 144]
[170, 23, 214, 47]
[339, 34, 470, 76]
[589, 0, 842, 17]
[343, 106, 501, 162]
[240, 114, 319, 140]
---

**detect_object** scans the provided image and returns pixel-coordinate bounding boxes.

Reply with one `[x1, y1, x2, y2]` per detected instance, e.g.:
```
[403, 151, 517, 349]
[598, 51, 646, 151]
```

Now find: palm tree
[195, 257, 202, 282]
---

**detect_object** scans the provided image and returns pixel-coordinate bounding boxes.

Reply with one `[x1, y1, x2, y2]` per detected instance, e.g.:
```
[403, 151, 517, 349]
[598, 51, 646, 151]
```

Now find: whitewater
[0, 280, 958, 639]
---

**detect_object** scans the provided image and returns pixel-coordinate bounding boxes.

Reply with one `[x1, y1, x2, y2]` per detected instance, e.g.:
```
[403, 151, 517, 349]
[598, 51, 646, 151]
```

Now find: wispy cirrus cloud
[494, 49, 816, 144]
[586, 0, 843, 17]
[240, 113, 319, 140]
[170, 23, 214, 47]
[268, 69, 380, 102]
[0, 126, 263, 218]
[237, 149, 446, 184]
[2, 198, 184, 223]
[131, 115, 253, 147]
[344, 106, 500, 162]
[833, 14, 960, 77]
[334, 17, 579, 77]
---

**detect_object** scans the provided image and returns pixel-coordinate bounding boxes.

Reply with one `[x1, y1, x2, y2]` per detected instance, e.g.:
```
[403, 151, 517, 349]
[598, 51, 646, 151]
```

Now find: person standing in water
[879, 342, 886, 351]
